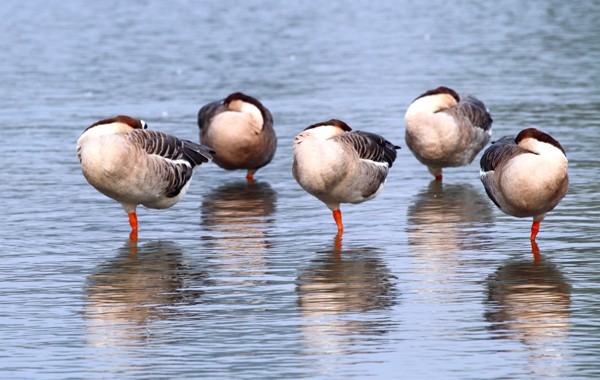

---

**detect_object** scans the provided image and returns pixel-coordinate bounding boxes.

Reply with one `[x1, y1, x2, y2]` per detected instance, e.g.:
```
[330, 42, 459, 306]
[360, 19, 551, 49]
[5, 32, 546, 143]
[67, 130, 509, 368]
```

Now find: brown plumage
[77, 115, 213, 241]
[293, 119, 399, 233]
[480, 128, 568, 241]
[198, 92, 276, 181]
[405, 86, 492, 181]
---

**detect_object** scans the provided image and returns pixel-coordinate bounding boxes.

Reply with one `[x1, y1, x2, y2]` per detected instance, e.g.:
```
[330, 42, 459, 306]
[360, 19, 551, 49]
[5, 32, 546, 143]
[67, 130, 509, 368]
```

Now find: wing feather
[128, 129, 213, 166]
[444, 95, 493, 132]
[479, 136, 530, 209]
[127, 129, 214, 197]
[197, 100, 225, 131]
[337, 131, 399, 168]
[479, 136, 529, 172]
[337, 131, 400, 198]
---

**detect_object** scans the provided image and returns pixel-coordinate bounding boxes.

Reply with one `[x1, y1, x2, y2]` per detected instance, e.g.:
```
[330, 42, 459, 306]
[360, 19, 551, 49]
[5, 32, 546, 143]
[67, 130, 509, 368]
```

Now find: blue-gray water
[1, 1, 599, 378]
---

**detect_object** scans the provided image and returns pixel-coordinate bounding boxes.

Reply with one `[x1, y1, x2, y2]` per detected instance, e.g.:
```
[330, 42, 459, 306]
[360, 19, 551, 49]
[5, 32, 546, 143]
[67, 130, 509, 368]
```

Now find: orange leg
[531, 239, 541, 262]
[128, 212, 138, 242]
[530, 220, 541, 241]
[332, 209, 344, 233]
[246, 171, 255, 182]
[435, 174, 443, 182]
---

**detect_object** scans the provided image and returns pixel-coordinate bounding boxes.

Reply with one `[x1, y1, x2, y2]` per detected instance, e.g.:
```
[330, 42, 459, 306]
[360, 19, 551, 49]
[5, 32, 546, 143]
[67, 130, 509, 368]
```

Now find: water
[1, 1, 599, 378]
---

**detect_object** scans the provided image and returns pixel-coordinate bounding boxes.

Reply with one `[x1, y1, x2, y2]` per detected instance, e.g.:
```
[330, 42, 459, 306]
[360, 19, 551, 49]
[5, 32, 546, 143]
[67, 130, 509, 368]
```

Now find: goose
[405, 86, 493, 181]
[198, 92, 276, 181]
[77, 115, 214, 241]
[480, 128, 568, 241]
[292, 119, 399, 233]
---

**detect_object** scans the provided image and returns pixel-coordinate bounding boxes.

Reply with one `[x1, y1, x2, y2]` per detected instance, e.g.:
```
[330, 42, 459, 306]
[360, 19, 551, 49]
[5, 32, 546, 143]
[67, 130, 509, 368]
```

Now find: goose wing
[445, 95, 493, 131]
[338, 131, 399, 168]
[197, 100, 226, 131]
[480, 136, 530, 172]
[480, 136, 528, 208]
[261, 106, 274, 130]
[127, 129, 214, 197]
[337, 131, 400, 198]
[128, 129, 213, 166]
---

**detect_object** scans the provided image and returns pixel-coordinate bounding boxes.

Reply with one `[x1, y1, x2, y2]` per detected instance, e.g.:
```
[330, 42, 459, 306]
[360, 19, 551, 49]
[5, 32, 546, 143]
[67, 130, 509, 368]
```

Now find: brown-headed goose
[198, 92, 276, 181]
[480, 128, 568, 241]
[77, 115, 214, 241]
[292, 119, 400, 233]
[405, 86, 493, 181]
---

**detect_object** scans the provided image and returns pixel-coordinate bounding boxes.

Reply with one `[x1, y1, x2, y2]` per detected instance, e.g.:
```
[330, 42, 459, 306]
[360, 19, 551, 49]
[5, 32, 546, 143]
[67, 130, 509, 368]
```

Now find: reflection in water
[296, 236, 398, 355]
[406, 182, 495, 299]
[407, 181, 494, 253]
[84, 241, 206, 347]
[485, 256, 571, 377]
[200, 181, 276, 278]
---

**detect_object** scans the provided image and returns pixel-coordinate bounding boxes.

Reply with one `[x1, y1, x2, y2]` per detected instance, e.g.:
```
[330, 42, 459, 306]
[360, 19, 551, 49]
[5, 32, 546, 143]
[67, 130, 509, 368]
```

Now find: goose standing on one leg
[198, 92, 276, 181]
[77, 115, 214, 241]
[405, 86, 493, 181]
[479, 128, 568, 241]
[292, 119, 400, 233]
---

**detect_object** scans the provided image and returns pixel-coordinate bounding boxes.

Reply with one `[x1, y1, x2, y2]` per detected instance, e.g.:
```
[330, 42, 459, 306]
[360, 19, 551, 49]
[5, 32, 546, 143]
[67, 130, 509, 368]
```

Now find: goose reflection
[84, 240, 206, 347]
[406, 181, 495, 302]
[407, 181, 494, 252]
[485, 255, 571, 376]
[296, 237, 398, 355]
[200, 180, 276, 278]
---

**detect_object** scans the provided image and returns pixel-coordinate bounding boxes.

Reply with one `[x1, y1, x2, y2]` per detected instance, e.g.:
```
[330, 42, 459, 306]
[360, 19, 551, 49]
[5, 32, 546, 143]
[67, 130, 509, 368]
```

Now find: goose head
[223, 92, 265, 126]
[296, 119, 352, 142]
[515, 128, 566, 158]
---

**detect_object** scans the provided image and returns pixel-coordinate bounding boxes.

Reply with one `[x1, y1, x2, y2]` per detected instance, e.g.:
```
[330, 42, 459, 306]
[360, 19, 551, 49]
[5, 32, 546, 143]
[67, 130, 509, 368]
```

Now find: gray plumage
[480, 136, 527, 173]
[443, 95, 493, 132]
[338, 131, 399, 168]
[127, 129, 213, 197]
[337, 131, 399, 198]
[479, 136, 527, 209]
[197, 100, 226, 131]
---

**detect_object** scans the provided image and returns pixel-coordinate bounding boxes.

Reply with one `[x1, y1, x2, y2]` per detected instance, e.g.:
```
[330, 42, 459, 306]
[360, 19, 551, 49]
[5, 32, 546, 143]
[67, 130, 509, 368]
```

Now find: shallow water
[1, 1, 599, 378]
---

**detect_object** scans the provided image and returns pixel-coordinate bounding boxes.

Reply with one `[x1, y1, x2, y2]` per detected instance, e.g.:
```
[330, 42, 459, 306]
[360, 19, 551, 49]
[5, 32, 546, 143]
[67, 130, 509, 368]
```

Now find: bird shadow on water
[83, 240, 208, 348]
[484, 247, 572, 377]
[199, 180, 277, 279]
[295, 234, 399, 356]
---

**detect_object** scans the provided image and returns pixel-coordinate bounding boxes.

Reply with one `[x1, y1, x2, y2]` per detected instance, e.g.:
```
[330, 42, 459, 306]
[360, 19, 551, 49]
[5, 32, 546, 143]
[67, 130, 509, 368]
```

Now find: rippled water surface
[1, 1, 599, 378]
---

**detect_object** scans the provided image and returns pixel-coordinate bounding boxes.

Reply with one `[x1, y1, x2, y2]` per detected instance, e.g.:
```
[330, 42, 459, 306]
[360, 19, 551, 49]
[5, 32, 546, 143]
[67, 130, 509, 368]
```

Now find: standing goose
[292, 119, 400, 233]
[198, 92, 276, 181]
[405, 86, 493, 181]
[480, 128, 568, 241]
[77, 115, 214, 241]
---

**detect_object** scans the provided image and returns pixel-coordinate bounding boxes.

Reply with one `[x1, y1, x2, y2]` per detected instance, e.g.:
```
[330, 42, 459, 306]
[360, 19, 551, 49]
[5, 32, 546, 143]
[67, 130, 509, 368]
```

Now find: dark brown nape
[515, 128, 566, 155]
[223, 91, 272, 123]
[413, 86, 460, 102]
[224, 92, 261, 107]
[86, 115, 144, 131]
[303, 119, 352, 132]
